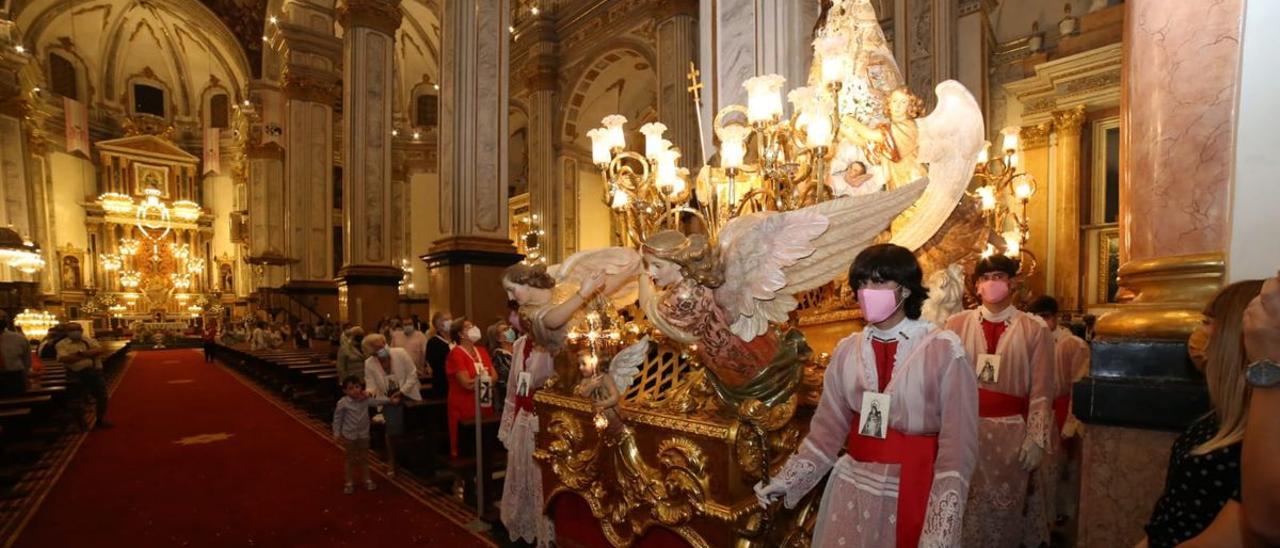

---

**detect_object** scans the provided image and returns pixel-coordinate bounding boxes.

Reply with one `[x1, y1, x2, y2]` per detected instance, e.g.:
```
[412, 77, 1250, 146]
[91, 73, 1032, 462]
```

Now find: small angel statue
[575, 336, 650, 436]
[638, 180, 928, 407]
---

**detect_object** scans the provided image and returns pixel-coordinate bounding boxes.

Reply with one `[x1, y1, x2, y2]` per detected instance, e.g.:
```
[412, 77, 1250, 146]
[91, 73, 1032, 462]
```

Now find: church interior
[0, 0, 1278, 546]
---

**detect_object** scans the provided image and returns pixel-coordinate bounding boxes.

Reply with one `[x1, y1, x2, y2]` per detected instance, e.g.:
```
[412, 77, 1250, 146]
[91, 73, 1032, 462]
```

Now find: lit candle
[804, 95, 836, 148]
[601, 114, 628, 150]
[588, 128, 611, 165]
[744, 74, 786, 123]
[1001, 126, 1019, 154]
[640, 122, 668, 159]
[718, 125, 751, 169]
[976, 185, 997, 211]
[1002, 230, 1022, 258]
[610, 188, 629, 209]
[814, 34, 852, 85]
[1013, 177, 1035, 201]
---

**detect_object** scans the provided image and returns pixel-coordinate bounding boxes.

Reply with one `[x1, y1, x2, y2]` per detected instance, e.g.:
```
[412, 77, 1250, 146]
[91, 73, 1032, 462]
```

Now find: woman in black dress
[1140, 279, 1264, 548]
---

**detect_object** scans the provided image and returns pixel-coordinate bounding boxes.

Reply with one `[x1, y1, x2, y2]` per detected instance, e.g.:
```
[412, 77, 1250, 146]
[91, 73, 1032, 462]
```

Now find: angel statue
[638, 180, 928, 408]
[497, 250, 640, 547]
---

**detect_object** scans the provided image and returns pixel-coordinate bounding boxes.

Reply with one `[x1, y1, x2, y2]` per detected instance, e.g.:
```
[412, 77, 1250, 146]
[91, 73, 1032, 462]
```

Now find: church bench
[0, 396, 52, 409]
[446, 416, 506, 510]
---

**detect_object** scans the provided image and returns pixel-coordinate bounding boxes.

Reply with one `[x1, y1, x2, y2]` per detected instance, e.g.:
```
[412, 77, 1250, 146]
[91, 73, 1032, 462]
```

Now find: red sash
[514, 392, 536, 414]
[978, 388, 1028, 418]
[846, 414, 939, 548]
[1052, 394, 1070, 436]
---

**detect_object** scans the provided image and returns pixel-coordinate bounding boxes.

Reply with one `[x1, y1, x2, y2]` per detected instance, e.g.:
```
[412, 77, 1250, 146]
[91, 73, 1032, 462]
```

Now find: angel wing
[548, 246, 642, 309]
[609, 336, 651, 393]
[888, 80, 985, 251]
[715, 179, 928, 341]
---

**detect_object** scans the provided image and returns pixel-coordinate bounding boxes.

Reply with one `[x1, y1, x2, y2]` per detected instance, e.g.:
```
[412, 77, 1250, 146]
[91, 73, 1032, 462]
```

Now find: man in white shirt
[391, 321, 429, 376]
[56, 323, 112, 429]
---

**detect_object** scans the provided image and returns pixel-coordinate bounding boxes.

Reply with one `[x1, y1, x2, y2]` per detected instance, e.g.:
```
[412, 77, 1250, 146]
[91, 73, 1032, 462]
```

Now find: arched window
[49, 53, 79, 100]
[415, 93, 438, 128]
[133, 84, 166, 117]
[209, 93, 229, 128]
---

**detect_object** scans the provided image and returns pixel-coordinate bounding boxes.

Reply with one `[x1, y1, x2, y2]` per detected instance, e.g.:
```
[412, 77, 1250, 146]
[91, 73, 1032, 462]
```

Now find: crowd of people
[750, 245, 1280, 548]
[0, 320, 115, 430]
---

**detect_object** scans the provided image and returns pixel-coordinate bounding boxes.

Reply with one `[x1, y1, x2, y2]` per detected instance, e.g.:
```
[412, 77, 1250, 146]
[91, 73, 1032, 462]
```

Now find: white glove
[754, 479, 787, 509]
[1018, 437, 1044, 471]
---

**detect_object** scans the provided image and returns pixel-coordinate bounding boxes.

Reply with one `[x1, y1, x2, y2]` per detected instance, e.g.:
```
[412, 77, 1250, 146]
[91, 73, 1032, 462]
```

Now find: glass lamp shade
[744, 74, 786, 123]
[588, 128, 612, 165]
[814, 34, 852, 84]
[718, 125, 752, 169]
[601, 115, 628, 150]
[640, 122, 668, 158]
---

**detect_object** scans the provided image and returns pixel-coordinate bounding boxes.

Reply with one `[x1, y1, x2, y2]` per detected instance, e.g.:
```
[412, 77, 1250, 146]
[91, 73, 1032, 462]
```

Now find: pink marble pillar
[1121, 0, 1243, 263]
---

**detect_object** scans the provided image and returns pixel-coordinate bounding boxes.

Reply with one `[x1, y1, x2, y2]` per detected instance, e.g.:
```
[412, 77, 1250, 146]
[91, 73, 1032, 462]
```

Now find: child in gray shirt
[333, 375, 400, 494]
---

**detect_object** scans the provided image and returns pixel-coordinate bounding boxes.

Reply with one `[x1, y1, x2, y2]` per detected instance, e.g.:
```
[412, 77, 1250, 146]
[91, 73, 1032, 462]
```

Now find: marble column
[656, 0, 701, 165]
[424, 0, 520, 324]
[281, 57, 341, 317]
[1075, 1, 1244, 546]
[522, 18, 561, 261]
[1051, 106, 1086, 311]
[699, 0, 819, 156]
[335, 0, 403, 326]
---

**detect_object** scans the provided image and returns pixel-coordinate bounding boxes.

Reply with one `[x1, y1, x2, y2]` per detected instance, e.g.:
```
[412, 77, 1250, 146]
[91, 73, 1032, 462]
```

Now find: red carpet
[13, 349, 491, 548]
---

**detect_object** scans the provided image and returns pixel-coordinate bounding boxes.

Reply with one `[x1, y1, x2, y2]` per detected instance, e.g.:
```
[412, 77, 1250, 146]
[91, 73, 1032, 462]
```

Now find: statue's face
[889, 91, 913, 120]
[504, 281, 532, 305]
[644, 256, 683, 288]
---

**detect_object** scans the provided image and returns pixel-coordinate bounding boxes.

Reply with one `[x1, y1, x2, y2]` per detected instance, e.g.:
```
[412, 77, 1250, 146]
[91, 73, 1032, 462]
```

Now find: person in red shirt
[445, 319, 497, 457]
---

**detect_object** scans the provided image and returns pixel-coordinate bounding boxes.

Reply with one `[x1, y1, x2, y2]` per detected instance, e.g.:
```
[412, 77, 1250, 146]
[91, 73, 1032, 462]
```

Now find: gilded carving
[1053, 105, 1088, 135]
[1020, 122, 1052, 149]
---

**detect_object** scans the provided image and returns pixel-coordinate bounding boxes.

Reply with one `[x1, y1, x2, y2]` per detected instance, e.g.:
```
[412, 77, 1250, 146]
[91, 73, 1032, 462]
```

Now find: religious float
[506, 1, 1040, 545]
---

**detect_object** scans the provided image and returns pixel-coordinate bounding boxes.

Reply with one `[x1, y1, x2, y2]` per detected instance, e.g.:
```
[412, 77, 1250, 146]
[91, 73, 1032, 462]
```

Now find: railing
[254, 287, 324, 326]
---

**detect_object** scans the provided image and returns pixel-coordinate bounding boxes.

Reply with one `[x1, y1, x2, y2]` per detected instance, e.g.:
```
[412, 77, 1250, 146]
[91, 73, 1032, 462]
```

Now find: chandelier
[119, 270, 141, 288]
[0, 228, 45, 274]
[13, 309, 57, 340]
[589, 64, 848, 246]
[974, 127, 1037, 264]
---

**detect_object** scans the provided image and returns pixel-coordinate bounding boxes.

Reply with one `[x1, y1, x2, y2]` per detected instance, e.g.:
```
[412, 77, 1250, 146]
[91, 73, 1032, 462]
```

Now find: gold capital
[1052, 105, 1088, 135]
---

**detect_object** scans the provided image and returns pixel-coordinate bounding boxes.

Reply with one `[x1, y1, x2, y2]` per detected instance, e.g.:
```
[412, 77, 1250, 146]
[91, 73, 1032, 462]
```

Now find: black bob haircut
[973, 254, 1020, 281]
[341, 375, 366, 389]
[1025, 295, 1059, 316]
[848, 243, 929, 320]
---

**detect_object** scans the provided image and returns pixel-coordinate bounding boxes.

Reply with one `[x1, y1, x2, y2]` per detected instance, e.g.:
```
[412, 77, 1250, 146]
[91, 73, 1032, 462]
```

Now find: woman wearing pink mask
[755, 243, 978, 547]
[945, 254, 1056, 547]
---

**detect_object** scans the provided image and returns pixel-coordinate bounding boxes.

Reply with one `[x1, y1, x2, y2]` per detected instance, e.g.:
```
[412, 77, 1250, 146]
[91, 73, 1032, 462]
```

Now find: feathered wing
[889, 80, 985, 251]
[548, 247, 642, 309]
[715, 180, 928, 341]
[609, 336, 651, 393]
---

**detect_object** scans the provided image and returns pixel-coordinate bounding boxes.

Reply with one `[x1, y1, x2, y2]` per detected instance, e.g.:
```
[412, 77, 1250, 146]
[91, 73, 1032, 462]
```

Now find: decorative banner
[203, 127, 221, 175]
[63, 97, 90, 157]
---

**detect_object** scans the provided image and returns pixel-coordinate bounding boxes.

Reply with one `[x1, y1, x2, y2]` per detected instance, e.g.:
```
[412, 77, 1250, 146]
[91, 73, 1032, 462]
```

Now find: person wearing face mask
[392, 319, 429, 377]
[336, 327, 367, 385]
[946, 254, 1056, 548]
[56, 323, 113, 429]
[424, 311, 455, 399]
[486, 320, 516, 414]
[1024, 295, 1091, 545]
[444, 319, 496, 457]
[361, 333, 422, 475]
[754, 244, 978, 547]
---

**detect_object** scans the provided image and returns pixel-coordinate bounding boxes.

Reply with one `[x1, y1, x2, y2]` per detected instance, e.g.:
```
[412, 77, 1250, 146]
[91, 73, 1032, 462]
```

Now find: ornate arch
[558, 41, 658, 145]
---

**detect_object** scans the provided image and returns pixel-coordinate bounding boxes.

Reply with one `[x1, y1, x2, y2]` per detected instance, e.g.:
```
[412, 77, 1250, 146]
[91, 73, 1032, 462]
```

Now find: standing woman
[1138, 280, 1264, 548]
[362, 333, 422, 475]
[445, 319, 497, 457]
[487, 320, 515, 415]
[755, 243, 979, 547]
[336, 327, 366, 385]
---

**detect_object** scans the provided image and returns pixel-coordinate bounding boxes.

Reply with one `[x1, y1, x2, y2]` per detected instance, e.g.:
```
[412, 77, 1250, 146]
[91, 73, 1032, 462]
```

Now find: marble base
[335, 264, 402, 327]
[1078, 424, 1177, 547]
[421, 237, 521, 329]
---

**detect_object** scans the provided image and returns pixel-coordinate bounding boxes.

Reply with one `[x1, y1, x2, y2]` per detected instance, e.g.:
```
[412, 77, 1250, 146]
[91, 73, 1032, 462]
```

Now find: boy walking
[333, 375, 399, 494]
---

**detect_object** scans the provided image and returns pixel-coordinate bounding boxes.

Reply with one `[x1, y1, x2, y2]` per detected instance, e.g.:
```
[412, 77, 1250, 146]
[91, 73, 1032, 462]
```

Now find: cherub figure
[841, 87, 927, 191]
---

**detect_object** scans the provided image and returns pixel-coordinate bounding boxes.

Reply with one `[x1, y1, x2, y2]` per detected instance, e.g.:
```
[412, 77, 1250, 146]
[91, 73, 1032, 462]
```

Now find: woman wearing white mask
[362, 333, 422, 475]
[445, 319, 497, 457]
[755, 243, 979, 547]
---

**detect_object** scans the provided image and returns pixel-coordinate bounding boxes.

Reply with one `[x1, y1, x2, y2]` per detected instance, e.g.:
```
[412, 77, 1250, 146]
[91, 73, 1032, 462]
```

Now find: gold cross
[686, 62, 703, 103]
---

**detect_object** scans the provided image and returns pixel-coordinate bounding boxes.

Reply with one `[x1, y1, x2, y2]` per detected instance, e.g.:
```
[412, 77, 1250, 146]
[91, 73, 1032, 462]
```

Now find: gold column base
[1095, 252, 1224, 340]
